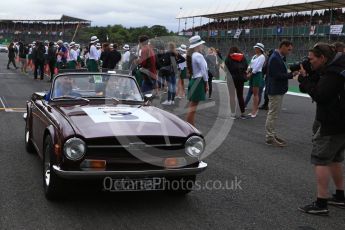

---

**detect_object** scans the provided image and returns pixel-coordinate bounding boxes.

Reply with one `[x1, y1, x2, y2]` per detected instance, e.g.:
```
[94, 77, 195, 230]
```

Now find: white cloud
[0, 0, 241, 31]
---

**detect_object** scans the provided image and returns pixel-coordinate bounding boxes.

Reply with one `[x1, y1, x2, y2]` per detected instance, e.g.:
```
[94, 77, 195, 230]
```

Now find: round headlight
[63, 138, 86, 161]
[185, 136, 205, 159]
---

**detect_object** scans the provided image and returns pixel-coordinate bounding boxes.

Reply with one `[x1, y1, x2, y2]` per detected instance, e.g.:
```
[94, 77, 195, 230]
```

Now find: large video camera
[289, 57, 312, 74]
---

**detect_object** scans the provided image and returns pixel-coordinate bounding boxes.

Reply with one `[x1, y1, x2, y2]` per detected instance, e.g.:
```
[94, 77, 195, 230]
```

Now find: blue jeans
[245, 85, 264, 107]
[142, 79, 156, 93]
[167, 75, 176, 101]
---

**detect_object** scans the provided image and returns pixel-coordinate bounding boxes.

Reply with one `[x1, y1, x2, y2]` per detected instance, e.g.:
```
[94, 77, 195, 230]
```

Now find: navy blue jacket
[267, 51, 293, 95]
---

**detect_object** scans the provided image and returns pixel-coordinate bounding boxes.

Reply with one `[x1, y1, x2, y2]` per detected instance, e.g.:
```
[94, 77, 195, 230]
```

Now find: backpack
[158, 52, 174, 77]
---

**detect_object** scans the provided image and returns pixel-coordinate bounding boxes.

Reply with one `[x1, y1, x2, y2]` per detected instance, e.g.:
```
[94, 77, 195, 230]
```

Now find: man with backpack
[298, 43, 345, 216]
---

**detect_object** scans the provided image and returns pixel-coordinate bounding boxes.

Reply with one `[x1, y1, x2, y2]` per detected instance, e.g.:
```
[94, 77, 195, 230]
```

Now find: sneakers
[298, 202, 329, 216]
[274, 136, 287, 146]
[259, 105, 268, 110]
[265, 137, 286, 147]
[328, 195, 345, 209]
[161, 100, 172, 105]
[240, 114, 248, 120]
[247, 112, 258, 118]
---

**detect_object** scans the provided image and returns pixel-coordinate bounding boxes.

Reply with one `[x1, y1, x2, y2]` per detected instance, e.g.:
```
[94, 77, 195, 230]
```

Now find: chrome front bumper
[52, 162, 207, 179]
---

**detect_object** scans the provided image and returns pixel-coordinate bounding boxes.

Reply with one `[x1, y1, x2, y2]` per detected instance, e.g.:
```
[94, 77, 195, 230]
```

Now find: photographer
[298, 43, 345, 216]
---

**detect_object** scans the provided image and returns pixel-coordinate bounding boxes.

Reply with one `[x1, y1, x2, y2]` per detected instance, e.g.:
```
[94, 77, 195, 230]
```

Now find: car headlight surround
[63, 137, 86, 161]
[185, 136, 205, 159]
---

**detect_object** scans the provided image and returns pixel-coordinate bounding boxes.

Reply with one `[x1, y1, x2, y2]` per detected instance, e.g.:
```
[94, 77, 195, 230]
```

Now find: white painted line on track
[0, 96, 8, 112]
[211, 80, 310, 98]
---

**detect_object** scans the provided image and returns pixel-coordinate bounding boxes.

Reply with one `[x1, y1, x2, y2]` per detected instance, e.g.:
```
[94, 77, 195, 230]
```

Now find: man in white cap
[122, 44, 130, 70]
[87, 36, 99, 72]
[67, 42, 78, 69]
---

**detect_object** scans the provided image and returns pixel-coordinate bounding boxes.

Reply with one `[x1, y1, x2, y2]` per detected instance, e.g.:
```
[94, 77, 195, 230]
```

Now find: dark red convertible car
[24, 73, 207, 199]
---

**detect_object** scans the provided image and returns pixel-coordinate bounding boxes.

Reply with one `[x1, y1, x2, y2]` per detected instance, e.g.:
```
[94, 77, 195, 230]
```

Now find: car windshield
[51, 74, 143, 102]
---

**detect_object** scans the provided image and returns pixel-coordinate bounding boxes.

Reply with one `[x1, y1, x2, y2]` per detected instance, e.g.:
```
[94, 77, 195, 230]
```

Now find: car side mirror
[144, 93, 154, 102]
[31, 92, 47, 101]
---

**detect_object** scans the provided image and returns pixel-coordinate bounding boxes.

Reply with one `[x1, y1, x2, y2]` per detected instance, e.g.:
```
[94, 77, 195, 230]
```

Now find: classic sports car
[24, 73, 207, 199]
[0, 44, 8, 53]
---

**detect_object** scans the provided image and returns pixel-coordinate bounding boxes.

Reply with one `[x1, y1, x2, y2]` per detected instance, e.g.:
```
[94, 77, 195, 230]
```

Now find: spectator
[246, 43, 266, 118]
[100, 43, 111, 70]
[67, 42, 78, 69]
[265, 40, 294, 146]
[259, 49, 275, 110]
[32, 41, 46, 80]
[18, 42, 28, 73]
[122, 44, 131, 70]
[7, 42, 18, 70]
[224, 46, 248, 119]
[56, 40, 68, 70]
[205, 47, 219, 99]
[108, 43, 122, 70]
[47, 41, 57, 82]
[332, 42, 345, 53]
[138, 35, 157, 93]
[87, 36, 99, 72]
[186, 35, 209, 126]
[176, 44, 187, 99]
[162, 42, 185, 105]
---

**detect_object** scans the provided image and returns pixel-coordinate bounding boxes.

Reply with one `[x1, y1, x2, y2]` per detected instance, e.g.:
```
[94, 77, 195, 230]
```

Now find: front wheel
[24, 120, 35, 154]
[43, 136, 63, 200]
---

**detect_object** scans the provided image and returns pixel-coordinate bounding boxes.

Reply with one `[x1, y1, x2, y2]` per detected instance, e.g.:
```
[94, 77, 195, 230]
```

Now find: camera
[289, 57, 312, 74]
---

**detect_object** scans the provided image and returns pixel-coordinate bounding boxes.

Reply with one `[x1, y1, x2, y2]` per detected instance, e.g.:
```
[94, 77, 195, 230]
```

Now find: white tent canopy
[176, 0, 345, 19]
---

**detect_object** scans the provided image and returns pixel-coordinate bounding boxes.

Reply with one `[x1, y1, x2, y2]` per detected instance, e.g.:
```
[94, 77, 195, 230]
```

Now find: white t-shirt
[192, 52, 208, 81]
[178, 53, 187, 70]
[123, 50, 130, 62]
[250, 54, 266, 74]
[89, 45, 98, 60]
[68, 49, 78, 62]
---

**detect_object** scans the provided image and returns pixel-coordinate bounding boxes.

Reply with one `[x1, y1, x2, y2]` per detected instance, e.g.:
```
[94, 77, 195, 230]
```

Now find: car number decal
[82, 106, 160, 123]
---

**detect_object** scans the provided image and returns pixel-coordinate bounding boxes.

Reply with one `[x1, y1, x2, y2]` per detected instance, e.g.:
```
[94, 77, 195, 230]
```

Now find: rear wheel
[43, 136, 63, 200]
[166, 175, 196, 195]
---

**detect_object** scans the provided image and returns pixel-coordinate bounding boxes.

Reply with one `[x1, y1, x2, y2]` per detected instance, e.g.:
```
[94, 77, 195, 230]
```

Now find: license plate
[103, 177, 165, 192]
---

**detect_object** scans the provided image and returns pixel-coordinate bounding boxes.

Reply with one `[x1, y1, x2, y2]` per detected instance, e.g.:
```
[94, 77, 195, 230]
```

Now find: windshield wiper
[53, 96, 90, 103]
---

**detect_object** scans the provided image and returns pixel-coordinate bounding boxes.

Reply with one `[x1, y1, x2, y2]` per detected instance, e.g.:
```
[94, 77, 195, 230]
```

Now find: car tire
[166, 175, 196, 195]
[25, 120, 35, 154]
[43, 135, 63, 200]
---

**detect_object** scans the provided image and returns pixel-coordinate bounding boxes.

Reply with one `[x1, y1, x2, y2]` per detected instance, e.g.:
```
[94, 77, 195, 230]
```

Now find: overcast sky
[0, 0, 247, 31]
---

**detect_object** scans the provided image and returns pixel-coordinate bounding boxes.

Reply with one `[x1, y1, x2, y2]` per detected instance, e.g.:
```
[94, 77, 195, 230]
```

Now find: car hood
[54, 104, 197, 139]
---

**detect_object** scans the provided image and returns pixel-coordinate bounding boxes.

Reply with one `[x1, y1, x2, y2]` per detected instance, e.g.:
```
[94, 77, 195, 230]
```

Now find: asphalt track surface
[0, 53, 344, 230]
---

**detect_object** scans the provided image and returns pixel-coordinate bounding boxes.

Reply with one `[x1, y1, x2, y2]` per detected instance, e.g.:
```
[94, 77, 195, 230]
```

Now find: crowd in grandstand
[184, 8, 345, 32]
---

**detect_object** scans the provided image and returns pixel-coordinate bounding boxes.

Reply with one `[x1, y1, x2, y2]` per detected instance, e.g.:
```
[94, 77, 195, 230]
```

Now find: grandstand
[0, 15, 91, 44]
[176, 0, 345, 62]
